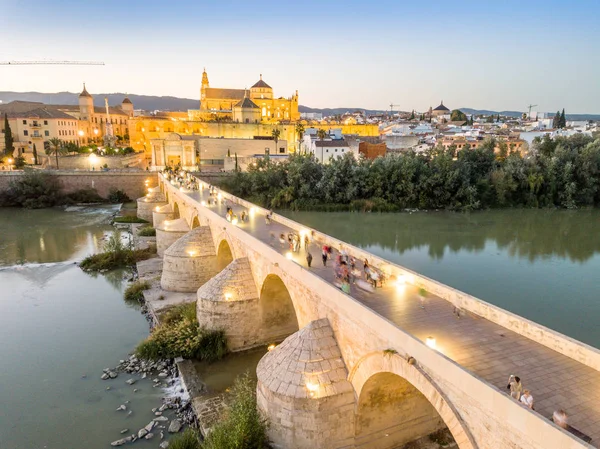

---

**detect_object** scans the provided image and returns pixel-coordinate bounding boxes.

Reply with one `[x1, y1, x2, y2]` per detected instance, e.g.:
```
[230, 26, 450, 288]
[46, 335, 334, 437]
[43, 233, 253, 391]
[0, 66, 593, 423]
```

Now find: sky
[1, 0, 599, 113]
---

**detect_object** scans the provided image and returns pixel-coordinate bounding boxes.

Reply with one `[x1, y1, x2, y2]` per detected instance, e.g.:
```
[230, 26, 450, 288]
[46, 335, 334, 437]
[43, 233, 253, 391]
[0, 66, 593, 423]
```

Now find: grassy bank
[80, 231, 155, 272]
[136, 303, 228, 362]
[124, 280, 151, 302]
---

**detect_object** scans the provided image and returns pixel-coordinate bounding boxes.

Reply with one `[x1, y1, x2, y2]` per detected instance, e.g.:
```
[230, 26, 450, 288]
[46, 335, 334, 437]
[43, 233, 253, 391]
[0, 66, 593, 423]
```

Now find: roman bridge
[137, 173, 600, 449]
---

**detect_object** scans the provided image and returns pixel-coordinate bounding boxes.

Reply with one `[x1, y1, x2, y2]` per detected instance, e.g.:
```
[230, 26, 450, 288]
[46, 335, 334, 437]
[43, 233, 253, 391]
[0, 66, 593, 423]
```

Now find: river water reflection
[282, 209, 600, 349]
[0, 207, 166, 449]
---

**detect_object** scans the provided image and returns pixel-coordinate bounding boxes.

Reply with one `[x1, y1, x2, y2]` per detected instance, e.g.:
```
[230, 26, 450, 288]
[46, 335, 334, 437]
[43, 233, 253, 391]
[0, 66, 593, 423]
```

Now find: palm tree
[46, 138, 64, 169]
[317, 128, 328, 161]
[271, 128, 281, 154]
[295, 123, 305, 153]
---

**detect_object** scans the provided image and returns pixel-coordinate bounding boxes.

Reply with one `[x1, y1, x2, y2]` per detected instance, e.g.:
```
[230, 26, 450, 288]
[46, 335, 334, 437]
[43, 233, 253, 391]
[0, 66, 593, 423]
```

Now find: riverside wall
[0, 171, 158, 200]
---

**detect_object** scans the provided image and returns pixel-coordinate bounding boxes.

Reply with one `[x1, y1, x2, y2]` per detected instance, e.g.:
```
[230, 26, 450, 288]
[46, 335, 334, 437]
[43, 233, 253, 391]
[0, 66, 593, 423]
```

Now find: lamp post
[7, 158, 13, 171]
[89, 153, 97, 171]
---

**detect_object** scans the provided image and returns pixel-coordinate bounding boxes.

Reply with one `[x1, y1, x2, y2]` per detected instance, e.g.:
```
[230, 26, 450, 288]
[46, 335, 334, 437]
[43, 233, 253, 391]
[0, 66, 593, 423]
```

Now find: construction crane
[0, 60, 104, 65]
[389, 103, 401, 116]
[526, 104, 538, 119]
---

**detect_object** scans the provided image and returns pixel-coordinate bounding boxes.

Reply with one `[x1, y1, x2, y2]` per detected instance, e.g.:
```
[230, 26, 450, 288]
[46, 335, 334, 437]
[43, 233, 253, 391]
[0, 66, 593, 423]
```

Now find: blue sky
[1, 0, 599, 113]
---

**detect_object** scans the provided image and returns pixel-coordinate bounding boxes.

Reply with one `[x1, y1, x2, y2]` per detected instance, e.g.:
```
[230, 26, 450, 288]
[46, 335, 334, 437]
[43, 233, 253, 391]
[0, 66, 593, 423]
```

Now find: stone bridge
[139, 173, 600, 449]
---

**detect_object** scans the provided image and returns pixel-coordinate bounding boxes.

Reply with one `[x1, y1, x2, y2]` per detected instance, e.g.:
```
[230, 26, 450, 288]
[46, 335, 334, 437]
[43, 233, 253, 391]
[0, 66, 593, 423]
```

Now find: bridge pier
[152, 204, 175, 229]
[137, 190, 167, 222]
[160, 226, 218, 292]
[155, 218, 190, 256]
[196, 257, 260, 351]
[256, 318, 355, 449]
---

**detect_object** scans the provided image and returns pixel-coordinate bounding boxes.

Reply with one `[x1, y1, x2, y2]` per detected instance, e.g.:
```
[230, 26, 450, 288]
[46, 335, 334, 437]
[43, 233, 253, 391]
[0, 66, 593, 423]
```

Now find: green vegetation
[201, 373, 268, 449]
[124, 280, 151, 302]
[107, 188, 130, 204]
[46, 138, 66, 169]
[113, 216, 149, 223]
[170, 428, 201, 449]
[138, 226, 156, 237]
[383, 348, 398, 357]
[429, 428, 454, 445]
[136, 303, 228, 362]
[4, 113, 14, 157]
[450, 109, 467, 122]
[32, 143, 38, 165]
[66, 187, 104, 203]
[219, 134, 600, 211]
[0, 170, 64, 208]
[80, 231, 156, 271]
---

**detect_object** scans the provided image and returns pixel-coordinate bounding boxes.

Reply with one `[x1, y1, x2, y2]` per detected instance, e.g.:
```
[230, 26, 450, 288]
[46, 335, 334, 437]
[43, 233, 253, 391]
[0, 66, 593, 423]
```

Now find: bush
[66, 188, 105, 204]
[138, 226, 156, 237]
[80, 233, 156, 271]
[14, 156, 26, 169]
[201, 373, 268, 449]
[108, 188, 130, 203]
[124, 280, 151, 302]
[113, 215, 148, 223]
[170, 428, 201, 449]
[136, 303, 228, 362]
[0, 170, 64, 208]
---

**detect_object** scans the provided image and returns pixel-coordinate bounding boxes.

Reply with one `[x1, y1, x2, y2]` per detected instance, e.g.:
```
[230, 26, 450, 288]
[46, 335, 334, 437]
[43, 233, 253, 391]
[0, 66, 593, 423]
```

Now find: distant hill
[0, 91, 198, 111]
[299, 105, 388, 115]
[460, 107, 600, 121]
[0, 92, 597, 120]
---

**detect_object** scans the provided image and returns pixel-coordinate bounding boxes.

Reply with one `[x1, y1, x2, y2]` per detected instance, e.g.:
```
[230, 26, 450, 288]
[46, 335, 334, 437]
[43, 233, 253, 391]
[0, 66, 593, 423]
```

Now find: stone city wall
[162, 176, 593, 449]
[0, 171, 157, 200]
[39, 153, 146, 171]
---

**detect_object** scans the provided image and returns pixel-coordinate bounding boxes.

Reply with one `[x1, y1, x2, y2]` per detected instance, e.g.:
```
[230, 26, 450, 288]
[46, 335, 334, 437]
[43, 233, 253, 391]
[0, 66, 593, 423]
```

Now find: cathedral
[193, 69, 300, 123]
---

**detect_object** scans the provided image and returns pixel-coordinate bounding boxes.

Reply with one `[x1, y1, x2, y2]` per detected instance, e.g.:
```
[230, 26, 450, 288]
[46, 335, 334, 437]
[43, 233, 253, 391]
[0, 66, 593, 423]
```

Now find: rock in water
[120, 429, 129, 434]
[116, 405, 126, 411]
[144, 432, 154, 440]
[144, 421, 155, 432]
[101, 373, 109, 380]
[108, 371, 118, 379]
[110, 436, 132, 446]
[168, 419, 182, 433]
[159, 442, 169, 449]
[137, 428, 148, 439]
[153, 416, 168, 422]
[125, 378, 136, 385]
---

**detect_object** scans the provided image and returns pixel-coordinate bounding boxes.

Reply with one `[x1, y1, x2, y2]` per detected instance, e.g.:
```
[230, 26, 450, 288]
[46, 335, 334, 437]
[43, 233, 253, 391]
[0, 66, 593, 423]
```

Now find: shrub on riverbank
[219, 135, 600, 211]
[138, 226, 156, 236]
[80, 231, 156, 272]
[124, 280, 151, 302]
[113, 216, 149, 223]
[136, 303, 228, 362]
[201, 372, 268, 449]
[170, 428, 201, 449]
[65, 187, 104, 204]
[0, 170, 63, 208]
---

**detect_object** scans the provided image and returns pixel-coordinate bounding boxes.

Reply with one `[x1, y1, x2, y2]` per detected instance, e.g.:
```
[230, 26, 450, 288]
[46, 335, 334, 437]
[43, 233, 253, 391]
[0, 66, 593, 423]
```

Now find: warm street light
[426, 337, 436, 349]
[88, 153, 97, 171]
[78, 130, 84, 136]
[7, 158, 13, 171]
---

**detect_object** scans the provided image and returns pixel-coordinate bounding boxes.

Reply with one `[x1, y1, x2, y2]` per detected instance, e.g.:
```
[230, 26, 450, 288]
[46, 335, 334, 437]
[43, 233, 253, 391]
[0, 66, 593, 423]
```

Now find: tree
[271, 128, 281, 154]
[450, 109, 467, 122]
[46, 138, 65, 169]
[409, 110, 415, 120]
[227, 148, 231, 158]
[295, 123, 305, 153]
[32, 143, 38, 165]
[486, 115, 494, 123]
[552, 110, 561, 128]
[559, 108, 566, 128]
[497, 114, 501, 122]
[4, 114, 14, 157]
[234, 152, 238, 172]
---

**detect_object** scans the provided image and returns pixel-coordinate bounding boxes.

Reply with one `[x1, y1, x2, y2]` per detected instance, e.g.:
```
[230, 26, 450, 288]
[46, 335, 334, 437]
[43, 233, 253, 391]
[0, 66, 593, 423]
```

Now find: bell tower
[200, 68, 209, 109]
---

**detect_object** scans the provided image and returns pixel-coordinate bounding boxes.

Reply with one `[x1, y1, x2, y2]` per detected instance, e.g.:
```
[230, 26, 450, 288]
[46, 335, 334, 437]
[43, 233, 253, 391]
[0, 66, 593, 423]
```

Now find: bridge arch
[258, 274, 299, 343]
[191, 216, 200, 229]
[216, 239, 234, 271]
[350, 352, 477, 449]
[172, 202, 180, 219]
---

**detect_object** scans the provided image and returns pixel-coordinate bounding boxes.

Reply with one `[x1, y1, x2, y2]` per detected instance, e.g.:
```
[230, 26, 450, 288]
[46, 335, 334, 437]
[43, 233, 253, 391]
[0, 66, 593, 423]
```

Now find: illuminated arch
[172, 202, 180, 219]
[216, 239, 234, 271]
[191, 216, 200, 229]
[350, 352, 477, 449]
[258, 274, 299, 343]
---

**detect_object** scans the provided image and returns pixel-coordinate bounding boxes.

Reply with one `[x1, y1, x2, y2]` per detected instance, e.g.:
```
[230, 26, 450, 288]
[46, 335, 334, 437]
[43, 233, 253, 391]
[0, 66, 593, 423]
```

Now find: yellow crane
[0, 60, 104, 65]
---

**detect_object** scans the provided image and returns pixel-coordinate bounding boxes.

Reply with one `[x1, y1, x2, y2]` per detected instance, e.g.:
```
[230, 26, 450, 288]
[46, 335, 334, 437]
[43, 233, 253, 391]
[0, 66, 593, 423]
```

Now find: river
[282, 209, 600, 350]
[0, 207, 173, 449]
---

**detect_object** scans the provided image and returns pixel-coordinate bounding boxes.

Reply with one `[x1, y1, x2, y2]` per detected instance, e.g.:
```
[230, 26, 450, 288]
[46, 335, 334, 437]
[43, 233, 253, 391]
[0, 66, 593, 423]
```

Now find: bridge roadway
[183, 185, 600, 445]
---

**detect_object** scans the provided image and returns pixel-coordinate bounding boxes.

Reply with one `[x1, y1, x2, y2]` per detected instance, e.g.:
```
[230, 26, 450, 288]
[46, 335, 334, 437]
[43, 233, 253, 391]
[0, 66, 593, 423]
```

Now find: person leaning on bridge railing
[507, 375, 523, 400]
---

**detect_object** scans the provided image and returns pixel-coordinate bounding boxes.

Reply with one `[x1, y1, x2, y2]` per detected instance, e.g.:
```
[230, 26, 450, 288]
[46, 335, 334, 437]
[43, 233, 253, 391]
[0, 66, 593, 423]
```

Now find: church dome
[122, 96, 132, 104]
[79, 83, 92, 98]
[433, 101, 450, 112]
